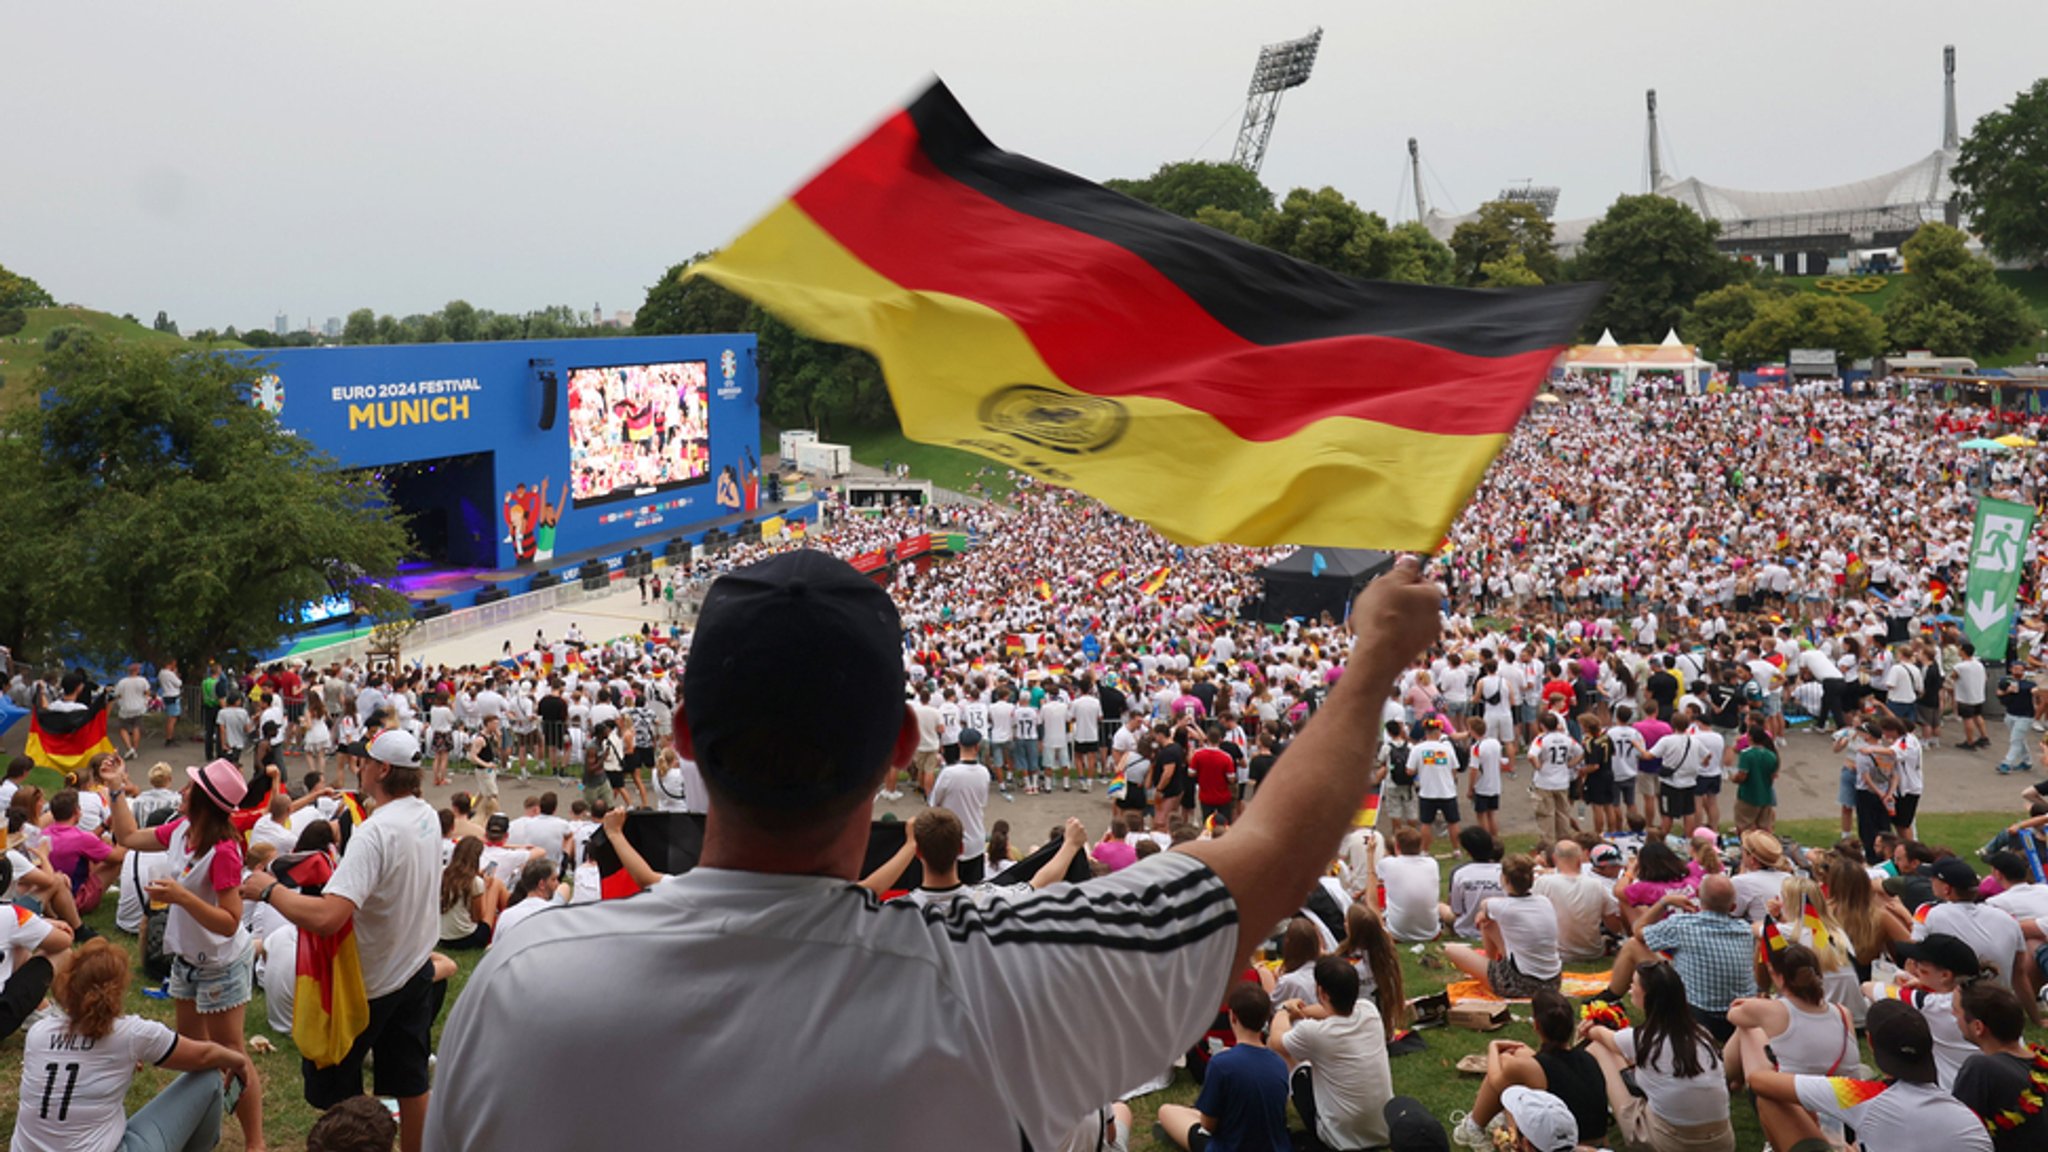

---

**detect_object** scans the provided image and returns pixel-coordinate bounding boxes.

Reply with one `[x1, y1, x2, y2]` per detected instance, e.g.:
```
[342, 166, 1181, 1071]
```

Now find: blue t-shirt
[1193, 1043, 1292, 1152]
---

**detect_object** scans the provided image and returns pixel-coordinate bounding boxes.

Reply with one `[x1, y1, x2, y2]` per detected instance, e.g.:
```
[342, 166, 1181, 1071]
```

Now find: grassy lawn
[764, 419, 1014, 500]
[1122, 808, 2044, 1152]
[0, 899, 487, 1150]
[0, 307, 246, 412]
[2, 810, 2038, 1148]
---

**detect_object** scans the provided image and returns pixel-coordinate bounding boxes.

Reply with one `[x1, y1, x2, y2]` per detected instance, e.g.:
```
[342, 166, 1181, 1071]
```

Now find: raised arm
[97, 762, 167, 853]
[858, 814, 921, 895]
[1179, 557, 1440, 973]
[1030, 818, 1087, 890]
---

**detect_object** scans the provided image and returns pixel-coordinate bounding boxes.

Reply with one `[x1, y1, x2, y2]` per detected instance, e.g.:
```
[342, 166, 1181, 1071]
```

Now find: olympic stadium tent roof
[1655, 149, 1956, 246]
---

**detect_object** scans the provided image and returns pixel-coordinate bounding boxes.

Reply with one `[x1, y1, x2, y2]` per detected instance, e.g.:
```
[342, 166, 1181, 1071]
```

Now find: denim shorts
[1837, 765, 1857, 808]
[169, 937, 255, 1014]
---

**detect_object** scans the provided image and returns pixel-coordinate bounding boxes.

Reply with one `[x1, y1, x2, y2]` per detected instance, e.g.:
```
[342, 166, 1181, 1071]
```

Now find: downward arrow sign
[1968, 589, 2007, 632]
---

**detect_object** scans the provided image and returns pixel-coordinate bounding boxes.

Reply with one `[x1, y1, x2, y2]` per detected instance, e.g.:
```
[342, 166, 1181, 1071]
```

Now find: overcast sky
[6, 1, 2043, 331]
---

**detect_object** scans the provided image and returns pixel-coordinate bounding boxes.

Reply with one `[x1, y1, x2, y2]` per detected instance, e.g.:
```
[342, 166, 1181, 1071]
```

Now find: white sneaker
[1450, 1112, 1489, 1151]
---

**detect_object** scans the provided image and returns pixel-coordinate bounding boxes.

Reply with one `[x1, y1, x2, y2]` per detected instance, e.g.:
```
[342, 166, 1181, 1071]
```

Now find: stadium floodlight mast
[1229, 27, 1323, 175]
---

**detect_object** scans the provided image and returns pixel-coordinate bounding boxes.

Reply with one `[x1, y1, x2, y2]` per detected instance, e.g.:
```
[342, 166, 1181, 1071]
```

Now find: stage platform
[366, 498, 817, 615]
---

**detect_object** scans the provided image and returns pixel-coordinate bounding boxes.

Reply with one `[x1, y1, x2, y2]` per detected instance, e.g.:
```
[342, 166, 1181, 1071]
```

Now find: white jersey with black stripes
[429, 852, 1238, 1152]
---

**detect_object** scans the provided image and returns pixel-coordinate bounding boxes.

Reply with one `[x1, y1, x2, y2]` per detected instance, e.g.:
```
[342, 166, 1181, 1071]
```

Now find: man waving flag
[694, 80, 1600, 548]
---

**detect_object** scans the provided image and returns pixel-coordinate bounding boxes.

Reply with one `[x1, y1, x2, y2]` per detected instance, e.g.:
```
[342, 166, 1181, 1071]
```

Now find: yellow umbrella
[1996, 433, 2037, 448]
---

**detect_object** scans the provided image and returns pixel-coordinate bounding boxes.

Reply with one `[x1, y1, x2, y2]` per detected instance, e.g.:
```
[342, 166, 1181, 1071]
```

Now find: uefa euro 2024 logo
[252, 374, 285, 416]
[718, 349, 742, 399]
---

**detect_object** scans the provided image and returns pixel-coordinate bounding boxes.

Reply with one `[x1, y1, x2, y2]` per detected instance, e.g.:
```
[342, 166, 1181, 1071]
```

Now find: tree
[1952, 77, 2048, 265]
[1573, 195, 1738, 342]
[1379, 221, 1458, 286]
[1883, 223, 2038, 355]
[1255, 187, 1387, 278]
[441, 300, 479, 343]
[1448, 201, 1558, 287]
[0, 263, 54, 311]
[0, 308, 24, 338]
[1724, 294, 1886, 368]
[635, 256, 753, 337]
[754, 313, 890, 434]
[342, 308, 377, 345]
[1104, 161, 1275, 221]
[152, 310, 178, 336]
[1681, 283, 1795, 362]
[0, 337, 408, 669]
[1478, 252, 1544, 288]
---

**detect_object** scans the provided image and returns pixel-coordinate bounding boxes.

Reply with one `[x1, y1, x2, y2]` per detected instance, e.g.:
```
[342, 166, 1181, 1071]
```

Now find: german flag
[1035, 578, 1054, 602]
[277, 852, 372, 1068]
[693, 81, 1600, 548]
[1353, 792, 1380, 829]
[1096, 568, 1122, 590]
[1140, 566, 1170, 596]
[25, 697, 115, 774]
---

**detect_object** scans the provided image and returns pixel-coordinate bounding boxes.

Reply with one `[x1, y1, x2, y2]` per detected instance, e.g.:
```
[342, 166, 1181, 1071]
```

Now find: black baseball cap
[1918, 857, 1981, 892]
[1865, 999, 1939, 1083]
[682, 551, 906, 809]
[1895, 931, 1982, 979]
[1384, 1096, 1449, 1152]
[485, 813, 511, 839]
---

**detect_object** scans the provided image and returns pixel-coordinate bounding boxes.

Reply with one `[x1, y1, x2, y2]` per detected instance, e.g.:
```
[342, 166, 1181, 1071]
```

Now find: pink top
[1091, 840, 1138, 873]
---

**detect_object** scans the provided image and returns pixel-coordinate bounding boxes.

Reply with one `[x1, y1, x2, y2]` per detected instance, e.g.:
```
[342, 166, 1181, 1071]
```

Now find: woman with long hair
[439, 835, 504, 951]
[1581, 961, 1736, 1152]
[1337, 902, 1406, 1039]
[1821, 850, 1912, 981]
[1453, 988, 1611, 1150]
[1261, 917, 1323, 1006]
[11, 938, 255, 1152]
[1726, 942, 1857, 1084]
[984, 820, 1019, 875]
[1773, 874, 1867, 1022]
[301, 691, 333, 779]
[1617, 839, 1702, 927]
[100, 757, 267, 1151]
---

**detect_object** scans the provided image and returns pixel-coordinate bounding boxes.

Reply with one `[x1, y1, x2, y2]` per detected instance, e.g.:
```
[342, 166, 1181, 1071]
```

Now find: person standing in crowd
[243, 730, 441, 1152]
[929, 728, 993, 884]
[97, 754, 266, 1151]
[427, 549, 1442, 1151]
[1953, 641, 1989, 751]
[1729, 724, 1778, 833]
[1526, 713, 1581, 845]
[1995, 664, 2043, 777]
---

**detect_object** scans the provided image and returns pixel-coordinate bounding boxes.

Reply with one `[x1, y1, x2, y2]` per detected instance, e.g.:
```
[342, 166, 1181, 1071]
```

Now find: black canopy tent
[1253, 548, 1394, 622]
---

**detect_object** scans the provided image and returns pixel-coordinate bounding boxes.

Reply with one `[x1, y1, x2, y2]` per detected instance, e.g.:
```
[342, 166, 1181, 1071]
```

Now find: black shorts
[1660, 784, 1697, 820]
[542, 719, 568, 748]
[1695, 774, 1723, 797]
[1075, 740, 1098, 755]
[1472, 792, 1500, 813]
[1419, 796, 1462, 826]
[304, 958, 436, 1106]
[625, 748, 654, 772]
[1959, 703, 1984, 719]
[1584, 771, 1617, 806]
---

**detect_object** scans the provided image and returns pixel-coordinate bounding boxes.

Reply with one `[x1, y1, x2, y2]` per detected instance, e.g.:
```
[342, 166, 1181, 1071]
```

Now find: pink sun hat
[187, 758, 249, 811]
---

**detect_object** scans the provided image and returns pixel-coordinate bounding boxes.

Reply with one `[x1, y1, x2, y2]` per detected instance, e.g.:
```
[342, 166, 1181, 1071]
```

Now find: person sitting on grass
[1450, 987, 1609, 1151]
[1263, 916, 1324, 1008]
[1445, 854, 1562, 1001]
[1735, 998, 1992, 1152]
[1337, 903, 1407, 1041]
[1950, 979, 2048, 1152]
[1594, 874, 1755, 1042]
[1440, 826, 1505, 940]
[1156, 981, 1292, 1152]
[1721, 939, 1856, 1086]
[307, 1095, 399, 1152]
[1270, 956, 1394, 1151]
[1579, 961, 1737, 1152]
[9, 937, 255, 1152]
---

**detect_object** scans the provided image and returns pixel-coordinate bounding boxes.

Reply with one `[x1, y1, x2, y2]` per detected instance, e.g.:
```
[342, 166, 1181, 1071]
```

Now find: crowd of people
[565, 361, 711, 501]
[5, 380, 2048, 1150]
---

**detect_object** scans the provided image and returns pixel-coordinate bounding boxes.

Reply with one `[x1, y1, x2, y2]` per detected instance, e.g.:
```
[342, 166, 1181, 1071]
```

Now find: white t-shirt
[481, 843, 533, 891]
[1607, 725, 1645, 783]
[1914, 901, 2025, 984]
[493, 894, 556, 945]
[1986, 882, 2048, 922]
[1793, 1075, 1991, 1152]
[1378, 855, 1442, 942]
[1953, 659, 1987, 705]
[1533, 870, 1618, 962]
[1613, 1026, 1728, 1126]
[11, 1014, 179, 1152]
[1408, 740, 1460, 800]
[112, 674, 152, 718]
[1531, 732, 1582, 791]
[508, 814, 572, 867]
[1486, 894, 1561, 979]
[1471, 738, 1504, 796]
[1730, 869, 1784, 925]
[325, 794, 442, 999]
[262, 922, 298, 1036]
[427, 853, 1238, 1152]
[0, 903, 56, 983]
[1447, 862, 1504, 939]
[930, 762, 992, 862]
[1280, 1001, 1393, 1150]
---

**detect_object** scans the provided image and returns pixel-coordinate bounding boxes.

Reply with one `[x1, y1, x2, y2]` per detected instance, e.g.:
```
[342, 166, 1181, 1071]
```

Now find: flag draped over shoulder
[693, 80, 1601, 548]
[279, 853, 371, 1068]
[26, 697, 115, 773]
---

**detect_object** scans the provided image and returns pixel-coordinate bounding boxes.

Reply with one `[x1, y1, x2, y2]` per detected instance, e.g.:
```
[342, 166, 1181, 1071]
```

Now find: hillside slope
[0, 306, 245, 407]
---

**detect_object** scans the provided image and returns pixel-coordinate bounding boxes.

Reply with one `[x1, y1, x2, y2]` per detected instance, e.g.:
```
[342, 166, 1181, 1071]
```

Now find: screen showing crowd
[566, 361, 712, 505]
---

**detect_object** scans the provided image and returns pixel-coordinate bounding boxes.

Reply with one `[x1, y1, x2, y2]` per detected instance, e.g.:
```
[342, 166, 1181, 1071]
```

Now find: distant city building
[323, 316, 342, 338]
[274, 311, 289, 336]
